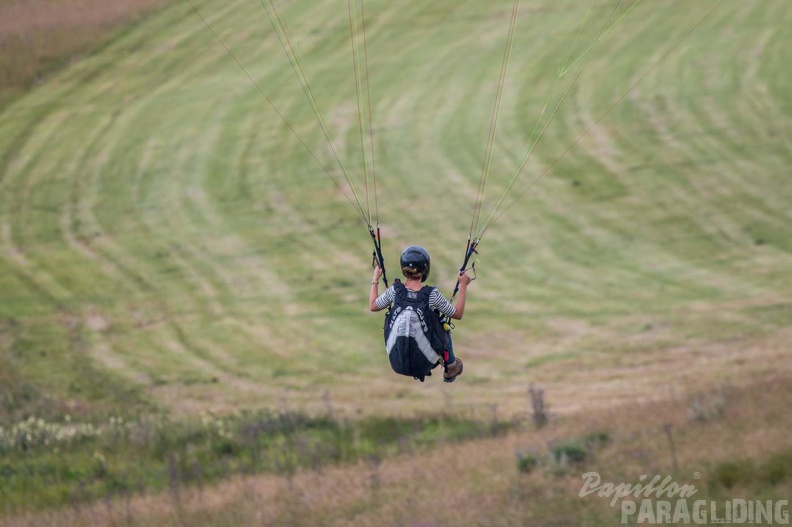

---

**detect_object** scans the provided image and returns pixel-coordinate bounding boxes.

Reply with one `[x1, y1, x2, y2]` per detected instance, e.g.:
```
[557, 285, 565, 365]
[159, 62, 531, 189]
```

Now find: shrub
[709, 448, 792, 491]
[688, 387, 726, 422]
[757, 449, 792, 485]
[550, 440, 588, 466]
[711, 460, 754, 489]
[584, 431, 610, 448]
[516, 450, 539, 474]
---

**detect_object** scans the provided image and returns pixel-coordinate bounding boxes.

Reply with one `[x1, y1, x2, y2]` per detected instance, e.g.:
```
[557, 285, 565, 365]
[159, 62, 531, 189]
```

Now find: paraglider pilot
[369, 246, 472, 383]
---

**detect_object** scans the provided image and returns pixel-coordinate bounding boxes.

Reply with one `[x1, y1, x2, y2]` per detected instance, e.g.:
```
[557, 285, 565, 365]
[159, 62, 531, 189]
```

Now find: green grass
[0, 0, 791, 423]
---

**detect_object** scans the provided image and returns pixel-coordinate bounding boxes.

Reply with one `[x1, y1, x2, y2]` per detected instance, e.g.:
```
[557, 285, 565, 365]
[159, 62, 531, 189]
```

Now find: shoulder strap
[392, 280, 406, 299]
[418, 285, 434, 301]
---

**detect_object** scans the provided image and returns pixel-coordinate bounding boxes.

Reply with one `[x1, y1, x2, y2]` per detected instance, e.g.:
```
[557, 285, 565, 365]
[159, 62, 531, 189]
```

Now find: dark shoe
[443, 358, 463, 383]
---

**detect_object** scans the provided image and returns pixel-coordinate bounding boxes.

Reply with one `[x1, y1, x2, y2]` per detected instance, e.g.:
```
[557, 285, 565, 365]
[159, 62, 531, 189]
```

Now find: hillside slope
[0, 0, 790, 418]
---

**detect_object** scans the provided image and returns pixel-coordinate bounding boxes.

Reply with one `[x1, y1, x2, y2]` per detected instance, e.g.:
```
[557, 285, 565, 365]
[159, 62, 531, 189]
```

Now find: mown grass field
[1, 0, 791, 523]
[1, 0, 789, 416]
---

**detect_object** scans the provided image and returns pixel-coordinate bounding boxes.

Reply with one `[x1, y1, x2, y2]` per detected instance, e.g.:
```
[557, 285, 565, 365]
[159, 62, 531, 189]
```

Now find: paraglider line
[482, 0, 728, 238]
[183, 0, 370, 224]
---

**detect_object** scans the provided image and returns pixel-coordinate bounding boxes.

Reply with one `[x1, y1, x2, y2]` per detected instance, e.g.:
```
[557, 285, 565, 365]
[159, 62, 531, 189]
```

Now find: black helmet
[400, 245, 430, 282]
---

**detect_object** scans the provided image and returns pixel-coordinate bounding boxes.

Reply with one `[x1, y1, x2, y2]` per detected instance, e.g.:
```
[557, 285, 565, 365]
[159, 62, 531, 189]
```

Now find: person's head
[400, 245, 430, 282]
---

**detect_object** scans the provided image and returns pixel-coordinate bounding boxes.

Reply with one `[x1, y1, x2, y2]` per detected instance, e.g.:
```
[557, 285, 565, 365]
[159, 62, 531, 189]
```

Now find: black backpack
[383, 280, 449, 382]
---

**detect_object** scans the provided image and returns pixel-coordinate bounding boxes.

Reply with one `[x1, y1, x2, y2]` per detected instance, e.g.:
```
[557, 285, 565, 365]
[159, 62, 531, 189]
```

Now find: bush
[688, 387, 726, 422]
[550, 441, 587, 466]
[584, 431, 610, 448]
[711, 460, 754, 489]
[758, 449, 792, 486]
[516, 450, 539, 474]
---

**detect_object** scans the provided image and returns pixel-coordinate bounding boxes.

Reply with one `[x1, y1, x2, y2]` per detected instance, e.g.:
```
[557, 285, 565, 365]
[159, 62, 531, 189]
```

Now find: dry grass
[0, 0, 173, 106]
[7, 372, 791, 526]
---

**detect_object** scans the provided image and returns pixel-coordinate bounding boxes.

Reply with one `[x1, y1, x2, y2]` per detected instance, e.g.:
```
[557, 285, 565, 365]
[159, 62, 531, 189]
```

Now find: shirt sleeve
[429, 288, 456, 317]
[375, 286, 396, 310]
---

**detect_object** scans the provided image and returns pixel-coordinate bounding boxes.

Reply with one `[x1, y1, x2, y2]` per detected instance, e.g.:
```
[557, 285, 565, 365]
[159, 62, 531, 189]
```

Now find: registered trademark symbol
[693, 472, 701, 479]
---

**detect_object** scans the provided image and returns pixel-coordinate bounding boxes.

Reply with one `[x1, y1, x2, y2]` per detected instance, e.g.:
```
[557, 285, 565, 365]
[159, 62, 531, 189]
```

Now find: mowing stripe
[486, 0, 728, 235]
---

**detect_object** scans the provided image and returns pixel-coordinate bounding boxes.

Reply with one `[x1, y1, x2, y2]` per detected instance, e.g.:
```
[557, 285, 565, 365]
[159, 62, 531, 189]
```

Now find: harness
[383, 280, 450, 382]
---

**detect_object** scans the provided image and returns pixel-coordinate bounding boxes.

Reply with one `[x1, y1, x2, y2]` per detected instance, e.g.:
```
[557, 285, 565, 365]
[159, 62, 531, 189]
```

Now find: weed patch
[0, 408, 517, 513]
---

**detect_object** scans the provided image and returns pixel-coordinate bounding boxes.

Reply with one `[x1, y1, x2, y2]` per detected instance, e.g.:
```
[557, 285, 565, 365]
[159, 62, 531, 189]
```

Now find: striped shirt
[375, 285, 456, 317]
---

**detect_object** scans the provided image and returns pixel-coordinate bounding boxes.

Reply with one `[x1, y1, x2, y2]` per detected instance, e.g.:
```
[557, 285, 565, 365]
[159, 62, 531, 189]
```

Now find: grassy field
[1, 0, 791, 522]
